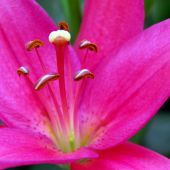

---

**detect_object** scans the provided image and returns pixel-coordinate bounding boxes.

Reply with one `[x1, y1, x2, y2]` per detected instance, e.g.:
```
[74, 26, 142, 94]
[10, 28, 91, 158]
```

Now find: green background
[8, 0, 170, 169]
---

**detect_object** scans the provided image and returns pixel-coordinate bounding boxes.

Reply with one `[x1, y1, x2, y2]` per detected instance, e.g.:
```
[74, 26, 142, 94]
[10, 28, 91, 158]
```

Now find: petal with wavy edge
[78, 19, 170, 149]
[71, 142, 170, 170]
[0, 128, 98, 169]
[75, 0, 144, 69]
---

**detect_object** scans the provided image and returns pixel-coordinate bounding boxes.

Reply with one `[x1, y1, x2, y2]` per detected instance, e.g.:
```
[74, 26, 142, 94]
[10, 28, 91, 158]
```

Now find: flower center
[18, 22, 98, 152]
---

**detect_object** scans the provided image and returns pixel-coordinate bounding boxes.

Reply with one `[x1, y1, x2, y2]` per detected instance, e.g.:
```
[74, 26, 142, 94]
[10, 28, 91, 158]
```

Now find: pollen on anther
[17, 66, 29, 76]
[74, 69, 94, 81]
[79, 40, 98, 52]
[26, 39, 44, 51]
[35, 73, 60, 90]
[58, 21, 70, 32]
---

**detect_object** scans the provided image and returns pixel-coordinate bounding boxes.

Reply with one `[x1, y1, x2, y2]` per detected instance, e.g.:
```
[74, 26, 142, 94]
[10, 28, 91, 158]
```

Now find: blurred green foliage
[59, 0, 81, 42]
[145, 0, 170, 27]
[8, 0, 170, 169]
[145, 113, 170, 157]
[36, 0, 81, 42]
[131, 0, 170, 157]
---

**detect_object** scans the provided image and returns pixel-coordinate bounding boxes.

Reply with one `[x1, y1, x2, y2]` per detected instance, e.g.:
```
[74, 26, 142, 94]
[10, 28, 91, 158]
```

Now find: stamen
[49, 30, 71, 45]
[79, 40, 98, 52]
[17, 66, 60, 147]
[17, 66, 29, 76]
[26, 40, 70, 151]
[35, 73, 60, 90]
[74, 40, 97, 147]
[25, 39, 44, 51]
[74, 69, 94, 81]
[58, 21, 70, 32]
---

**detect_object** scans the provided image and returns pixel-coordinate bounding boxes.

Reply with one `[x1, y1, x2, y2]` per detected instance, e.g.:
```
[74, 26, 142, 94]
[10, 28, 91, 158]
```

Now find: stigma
[48, 30, 71, 45]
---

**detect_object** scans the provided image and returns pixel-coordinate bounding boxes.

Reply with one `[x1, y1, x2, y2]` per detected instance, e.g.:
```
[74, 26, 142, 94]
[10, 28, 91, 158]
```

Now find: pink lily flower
[0, 0, 170, 169]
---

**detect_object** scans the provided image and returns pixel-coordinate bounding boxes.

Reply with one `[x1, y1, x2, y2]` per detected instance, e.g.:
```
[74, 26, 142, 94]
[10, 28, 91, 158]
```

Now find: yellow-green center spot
[68, 132, 75, 151]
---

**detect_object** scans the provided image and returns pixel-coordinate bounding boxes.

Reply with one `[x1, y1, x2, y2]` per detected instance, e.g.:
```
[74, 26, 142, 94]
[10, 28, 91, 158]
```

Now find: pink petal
[0, 0, 56, 78]
[78, 19, 170, 149]
[71, 142, 170, 170]
[0, 34, 53, 137]
[0, 0, 79, 77]
[75, 0, 144, 69]
[0, 128, 98, 169]
[0, 0, 55, 128]
[0, 0, 79, 136]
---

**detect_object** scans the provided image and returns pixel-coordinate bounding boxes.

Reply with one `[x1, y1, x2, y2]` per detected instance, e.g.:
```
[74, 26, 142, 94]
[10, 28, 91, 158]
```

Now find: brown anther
[74, 69, 94, 81]
[79, 40, 98, 52]
[58, 21, 70, 32]
[17, 66, 29, 76]
[35, 73, 60, 90]
[25, 39, 44, 51]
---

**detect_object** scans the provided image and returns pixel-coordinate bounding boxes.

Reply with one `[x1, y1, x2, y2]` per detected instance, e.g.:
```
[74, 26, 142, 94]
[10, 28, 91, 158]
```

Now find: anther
[49, 30, 71, 45]
[35, 73, 60, 90]
[25, 39, 44, 51]
[58, 21, 70, 32]
[17, 66, 29, 76]
[79, 40, 98, 52]
[74, 69, 94, 81]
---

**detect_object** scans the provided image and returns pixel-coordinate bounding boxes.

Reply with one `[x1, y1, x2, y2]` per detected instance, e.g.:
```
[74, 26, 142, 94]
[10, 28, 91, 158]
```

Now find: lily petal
[0, 128, 98, 169]
[0, 32, 55, 138]
[0, 0, 55, 128]
[71, 142, 170, 170]
[0, 0, 57, 78]
[75, 0, 144, 69]
[79, 19, 170, 149]
[0, 0, 80, 77]
[0, 0, 80, 135]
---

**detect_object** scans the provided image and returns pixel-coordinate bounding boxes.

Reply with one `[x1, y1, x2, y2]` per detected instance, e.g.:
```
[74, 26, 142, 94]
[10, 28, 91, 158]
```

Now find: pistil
[55, 44, 69, 120]
[49, 29, 74, 150]
[49, 30, 71, 116]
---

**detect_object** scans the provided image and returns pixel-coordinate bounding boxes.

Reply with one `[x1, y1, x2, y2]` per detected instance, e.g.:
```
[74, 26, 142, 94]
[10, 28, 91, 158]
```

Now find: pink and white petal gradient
[78, 19, 170, 149]
[0, 128, 98, 169]
[71, 142, 170, 170]
[75, 0, 144, 69]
